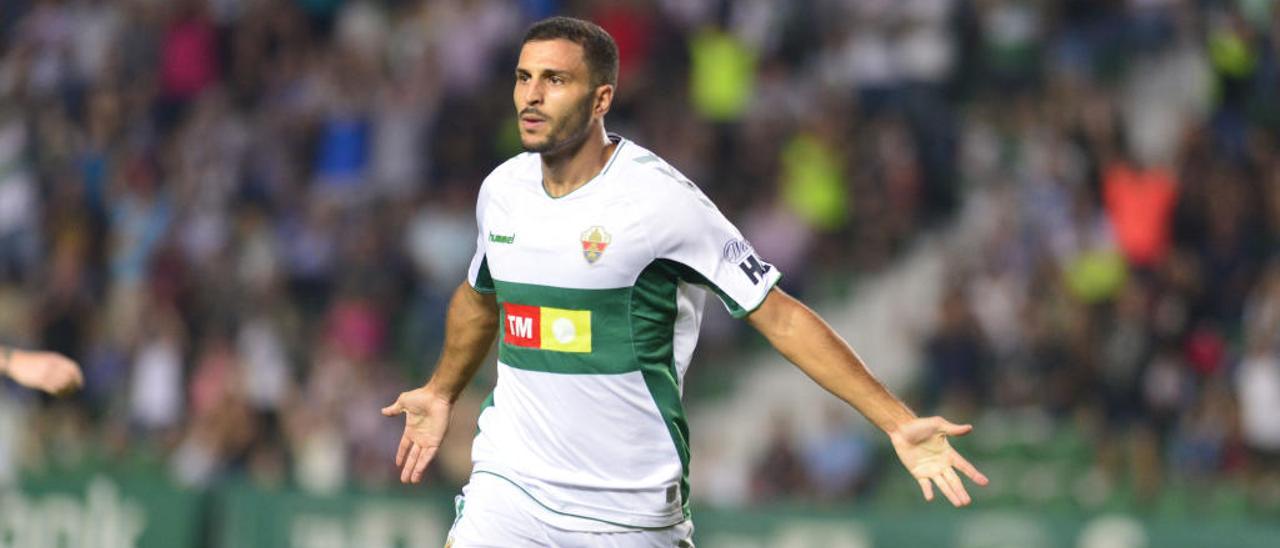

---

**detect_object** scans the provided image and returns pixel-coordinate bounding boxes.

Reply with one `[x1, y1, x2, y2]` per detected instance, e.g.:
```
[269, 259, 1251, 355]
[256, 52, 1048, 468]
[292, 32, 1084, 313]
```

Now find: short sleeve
[466, 182, 496, 294]
[649, 185, 781, 318]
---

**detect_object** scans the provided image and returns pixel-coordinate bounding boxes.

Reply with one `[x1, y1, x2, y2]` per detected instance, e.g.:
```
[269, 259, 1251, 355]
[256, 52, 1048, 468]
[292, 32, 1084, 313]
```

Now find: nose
[523, 79, 544, 107]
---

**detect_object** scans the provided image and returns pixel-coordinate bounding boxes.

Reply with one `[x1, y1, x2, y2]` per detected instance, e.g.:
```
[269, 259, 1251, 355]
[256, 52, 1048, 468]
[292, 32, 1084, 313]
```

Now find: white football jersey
[465, 134, 781, 529]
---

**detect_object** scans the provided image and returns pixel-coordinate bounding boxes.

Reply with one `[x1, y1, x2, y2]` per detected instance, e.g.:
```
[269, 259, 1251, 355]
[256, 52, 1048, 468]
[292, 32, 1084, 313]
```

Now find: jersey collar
[540, 133, 627, 200]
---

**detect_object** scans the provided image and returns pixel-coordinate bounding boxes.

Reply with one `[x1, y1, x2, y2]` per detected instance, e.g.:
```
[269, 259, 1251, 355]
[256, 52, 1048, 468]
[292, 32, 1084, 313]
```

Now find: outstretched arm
[746, 288, 989, 506]
[381, 282, 499, 484]
[0, 346, 84, 396]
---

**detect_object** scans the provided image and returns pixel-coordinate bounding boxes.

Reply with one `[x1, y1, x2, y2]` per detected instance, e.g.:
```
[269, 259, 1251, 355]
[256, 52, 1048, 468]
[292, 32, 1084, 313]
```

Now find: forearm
[749, 290, 916, 434]
[0, 345, 11, 376]
[423, 282, 500, 402]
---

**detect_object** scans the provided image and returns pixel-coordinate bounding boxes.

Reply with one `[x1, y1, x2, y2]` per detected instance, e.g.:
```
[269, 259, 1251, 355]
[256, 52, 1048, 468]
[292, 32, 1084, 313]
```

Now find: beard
[520, 92, 594, 155]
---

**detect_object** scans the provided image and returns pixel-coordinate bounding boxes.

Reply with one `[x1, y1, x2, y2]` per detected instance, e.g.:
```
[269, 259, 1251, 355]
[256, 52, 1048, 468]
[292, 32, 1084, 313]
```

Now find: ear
[593, 84, 614, 117]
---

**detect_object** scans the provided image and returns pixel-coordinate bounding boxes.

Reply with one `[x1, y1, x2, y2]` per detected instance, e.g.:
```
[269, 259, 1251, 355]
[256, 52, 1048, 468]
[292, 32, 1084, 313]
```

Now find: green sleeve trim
[471, 256, 496, 294]
[659, 259, 782, 319]
[658, 260, 746, 317]
[475, 391, 496, 434]
[736, 273, 782, 319]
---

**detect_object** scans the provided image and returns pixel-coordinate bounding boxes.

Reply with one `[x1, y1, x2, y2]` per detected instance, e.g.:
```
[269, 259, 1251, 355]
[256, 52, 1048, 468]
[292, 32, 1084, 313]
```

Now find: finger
[952, 452, 989, 486]
[943, 468, 971, 506]
[60, 371, 81, 392]
[58, 362, 84, 389]
[401, 444, 421, 484]
[381, 400, 404, 416]
[54, 375, 79, 396]
[395, 434, 412, 467]
[412, 445, 436, 483]
[917, 478, 934, 502]
[932, 475, 962, 507]
[935, 418, 973, 437]
[38, 376, 58, 394]
[402, 444, 422, 483]
[47, 375, 74, 395]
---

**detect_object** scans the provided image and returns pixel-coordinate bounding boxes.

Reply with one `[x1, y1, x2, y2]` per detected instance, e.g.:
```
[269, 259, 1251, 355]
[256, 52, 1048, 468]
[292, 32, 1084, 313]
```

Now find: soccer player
[382, 16, 988, 546]
[0, 345, 84, 396]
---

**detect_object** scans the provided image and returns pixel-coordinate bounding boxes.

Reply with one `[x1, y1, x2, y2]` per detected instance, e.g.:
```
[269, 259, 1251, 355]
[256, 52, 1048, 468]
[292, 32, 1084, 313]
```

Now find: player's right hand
[381, 387, 453, 484]
[6, 350, 84, 396]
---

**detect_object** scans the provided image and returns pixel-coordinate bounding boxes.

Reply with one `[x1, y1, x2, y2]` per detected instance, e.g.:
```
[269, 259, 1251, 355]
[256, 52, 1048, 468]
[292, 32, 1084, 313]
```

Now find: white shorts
[446, 473, 695, 547]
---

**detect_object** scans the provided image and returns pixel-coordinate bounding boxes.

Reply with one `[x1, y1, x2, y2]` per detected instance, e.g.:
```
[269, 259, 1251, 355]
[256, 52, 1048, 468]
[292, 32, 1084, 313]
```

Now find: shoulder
[490, 151, 540, 179]
[610, 140, 714, 210]
[479, 152, 541, 200]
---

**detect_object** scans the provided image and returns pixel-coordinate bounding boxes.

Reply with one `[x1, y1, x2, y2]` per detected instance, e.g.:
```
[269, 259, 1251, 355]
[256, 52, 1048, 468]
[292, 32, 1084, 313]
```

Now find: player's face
[514, 39, 600, 155]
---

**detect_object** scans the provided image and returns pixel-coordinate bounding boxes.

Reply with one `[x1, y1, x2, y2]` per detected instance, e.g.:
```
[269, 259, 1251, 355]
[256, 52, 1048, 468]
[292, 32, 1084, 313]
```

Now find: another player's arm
[382, 281, 499, 484]
[0, 345, 84, 396]
[745, 288, 989, 507]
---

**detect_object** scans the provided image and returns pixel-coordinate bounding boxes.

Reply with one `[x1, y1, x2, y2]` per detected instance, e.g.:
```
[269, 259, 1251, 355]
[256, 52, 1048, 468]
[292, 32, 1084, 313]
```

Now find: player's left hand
[889, 416, 989, 507]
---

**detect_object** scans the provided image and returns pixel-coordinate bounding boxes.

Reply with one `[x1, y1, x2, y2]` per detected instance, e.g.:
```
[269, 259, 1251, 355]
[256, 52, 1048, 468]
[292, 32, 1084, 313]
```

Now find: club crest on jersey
[580, 226, 612, 264]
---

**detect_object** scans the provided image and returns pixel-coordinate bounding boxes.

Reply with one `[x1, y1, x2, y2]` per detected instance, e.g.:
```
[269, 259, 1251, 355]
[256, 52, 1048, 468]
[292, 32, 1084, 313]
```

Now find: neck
[541, 123, 616, 198]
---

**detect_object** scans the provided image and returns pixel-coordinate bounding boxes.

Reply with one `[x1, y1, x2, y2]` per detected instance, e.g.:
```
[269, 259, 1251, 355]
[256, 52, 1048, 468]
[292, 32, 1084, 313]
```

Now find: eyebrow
[515, 68, 573, 79]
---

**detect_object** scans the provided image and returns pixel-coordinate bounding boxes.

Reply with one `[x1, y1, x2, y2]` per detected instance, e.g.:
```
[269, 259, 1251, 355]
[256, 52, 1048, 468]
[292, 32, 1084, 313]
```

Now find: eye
[550, 75, 565, 85]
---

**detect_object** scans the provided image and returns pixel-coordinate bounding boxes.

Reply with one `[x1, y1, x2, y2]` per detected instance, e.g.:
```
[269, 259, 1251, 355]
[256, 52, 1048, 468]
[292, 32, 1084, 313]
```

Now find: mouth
[520, 115, 547, 131]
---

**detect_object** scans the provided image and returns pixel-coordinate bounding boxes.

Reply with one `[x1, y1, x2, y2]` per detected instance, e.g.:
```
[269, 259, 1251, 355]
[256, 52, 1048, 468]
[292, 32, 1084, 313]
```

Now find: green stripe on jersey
[633, 260, 692, 518]
[494, 280, 635, 374]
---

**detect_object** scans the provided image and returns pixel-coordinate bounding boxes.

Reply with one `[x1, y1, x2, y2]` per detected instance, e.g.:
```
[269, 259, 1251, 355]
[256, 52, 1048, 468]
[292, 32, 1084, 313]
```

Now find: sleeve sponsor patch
[737, 255, 773, 285]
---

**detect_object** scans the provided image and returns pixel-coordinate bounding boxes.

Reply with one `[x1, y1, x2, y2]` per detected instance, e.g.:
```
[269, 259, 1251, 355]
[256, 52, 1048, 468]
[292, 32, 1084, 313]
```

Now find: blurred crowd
[742, 0, 1280, 514]
[936, 0, 1280, 514]
[0, 0, 1278, 514]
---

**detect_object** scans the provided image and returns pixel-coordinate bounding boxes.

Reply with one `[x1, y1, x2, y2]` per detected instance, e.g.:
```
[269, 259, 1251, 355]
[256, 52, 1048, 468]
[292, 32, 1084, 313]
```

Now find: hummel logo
[489, 232, 516, 244]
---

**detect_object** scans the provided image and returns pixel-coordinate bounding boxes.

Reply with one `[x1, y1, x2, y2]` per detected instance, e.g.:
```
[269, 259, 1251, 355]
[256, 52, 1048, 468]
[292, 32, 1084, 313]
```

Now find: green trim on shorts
[446, 494, 464, 548]
[471, 471, 686, 531]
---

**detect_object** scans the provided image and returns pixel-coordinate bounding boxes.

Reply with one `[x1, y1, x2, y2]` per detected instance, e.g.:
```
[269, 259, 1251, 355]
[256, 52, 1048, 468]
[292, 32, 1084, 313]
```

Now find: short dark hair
[522, 16, 619, 88]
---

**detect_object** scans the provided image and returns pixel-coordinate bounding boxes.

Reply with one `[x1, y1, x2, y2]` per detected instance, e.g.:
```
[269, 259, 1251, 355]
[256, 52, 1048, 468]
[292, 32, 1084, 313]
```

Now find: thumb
[381, 400, 404, 416]
[936, 418, 973, 437]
